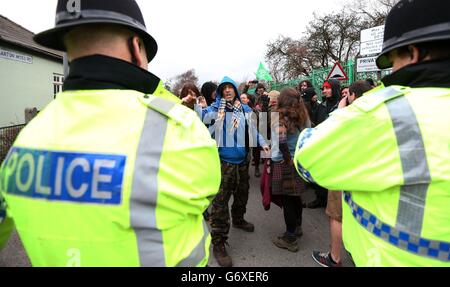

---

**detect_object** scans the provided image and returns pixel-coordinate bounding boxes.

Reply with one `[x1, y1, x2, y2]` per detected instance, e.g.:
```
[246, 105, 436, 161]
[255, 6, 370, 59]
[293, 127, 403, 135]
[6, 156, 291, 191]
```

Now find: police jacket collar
[63, 54, 161, 94]
[382, 58, 450, 88]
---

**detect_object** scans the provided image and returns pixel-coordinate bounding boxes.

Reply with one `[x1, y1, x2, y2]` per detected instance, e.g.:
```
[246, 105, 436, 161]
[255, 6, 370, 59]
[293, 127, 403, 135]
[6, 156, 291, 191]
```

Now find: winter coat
[202, 77, 266, 164]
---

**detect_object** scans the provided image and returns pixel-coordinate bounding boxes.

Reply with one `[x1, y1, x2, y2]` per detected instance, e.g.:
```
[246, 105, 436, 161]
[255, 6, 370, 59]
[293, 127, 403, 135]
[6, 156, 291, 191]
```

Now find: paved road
[0, 229, 30, 267]
[0, 164, 353, 267]
[207, 164, 354, 267]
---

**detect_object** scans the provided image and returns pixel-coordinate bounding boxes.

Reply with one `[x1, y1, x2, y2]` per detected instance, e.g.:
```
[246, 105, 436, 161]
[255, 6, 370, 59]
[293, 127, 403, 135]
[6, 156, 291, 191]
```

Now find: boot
[273, 233, 299, 252]
[232, 219, 255, 232]
[213, 242, 233, 267]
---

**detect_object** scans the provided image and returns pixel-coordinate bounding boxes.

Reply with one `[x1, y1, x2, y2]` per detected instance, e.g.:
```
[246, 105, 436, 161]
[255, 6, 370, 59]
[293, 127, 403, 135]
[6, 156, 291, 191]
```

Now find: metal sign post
[63, 52, 69, 78]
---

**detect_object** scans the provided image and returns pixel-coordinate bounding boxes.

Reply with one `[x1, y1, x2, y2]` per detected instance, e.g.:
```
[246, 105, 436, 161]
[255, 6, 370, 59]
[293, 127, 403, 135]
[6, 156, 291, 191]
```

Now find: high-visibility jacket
[0, 83, 221, 267]
[295, 85, 450, 267]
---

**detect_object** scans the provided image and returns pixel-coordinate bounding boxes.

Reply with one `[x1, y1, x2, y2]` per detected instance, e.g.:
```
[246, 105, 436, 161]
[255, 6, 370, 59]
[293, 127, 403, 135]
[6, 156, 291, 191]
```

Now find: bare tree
[306, 10, 363, 68]
[265, 9, 366, 80]
[170, 69, 199, 96]
[265, 36, 311, 81]
[264, 0, 401, 83]
[350, 0, 400, 27]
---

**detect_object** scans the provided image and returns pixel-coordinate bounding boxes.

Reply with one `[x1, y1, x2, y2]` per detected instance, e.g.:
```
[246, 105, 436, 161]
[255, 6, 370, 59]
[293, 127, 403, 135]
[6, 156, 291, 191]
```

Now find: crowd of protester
[176, 77, 377, 267]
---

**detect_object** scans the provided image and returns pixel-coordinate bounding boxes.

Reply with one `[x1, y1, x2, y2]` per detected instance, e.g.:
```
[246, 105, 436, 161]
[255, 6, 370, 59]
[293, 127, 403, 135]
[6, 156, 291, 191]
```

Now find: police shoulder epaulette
[138, 94, 195, 127]
[353, 86, 409, 113]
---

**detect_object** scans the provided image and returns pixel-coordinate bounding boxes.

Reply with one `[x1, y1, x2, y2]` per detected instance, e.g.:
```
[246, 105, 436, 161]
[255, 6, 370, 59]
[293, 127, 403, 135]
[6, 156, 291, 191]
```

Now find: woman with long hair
[271, 88, 311, 252]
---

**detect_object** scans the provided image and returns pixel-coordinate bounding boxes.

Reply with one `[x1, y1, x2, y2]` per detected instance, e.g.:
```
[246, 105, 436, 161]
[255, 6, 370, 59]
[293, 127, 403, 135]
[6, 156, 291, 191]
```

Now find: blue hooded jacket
[202, 77, 266, 164]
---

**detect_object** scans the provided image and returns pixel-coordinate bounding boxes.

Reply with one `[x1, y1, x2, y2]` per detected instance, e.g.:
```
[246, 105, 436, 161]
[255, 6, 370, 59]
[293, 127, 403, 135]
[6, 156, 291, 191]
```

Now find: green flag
[256, 62, 273, 81]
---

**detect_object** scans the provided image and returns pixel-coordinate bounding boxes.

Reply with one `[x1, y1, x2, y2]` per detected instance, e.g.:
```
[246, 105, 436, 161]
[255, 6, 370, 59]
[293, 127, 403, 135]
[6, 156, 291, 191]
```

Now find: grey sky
[0, 0, 342, 84]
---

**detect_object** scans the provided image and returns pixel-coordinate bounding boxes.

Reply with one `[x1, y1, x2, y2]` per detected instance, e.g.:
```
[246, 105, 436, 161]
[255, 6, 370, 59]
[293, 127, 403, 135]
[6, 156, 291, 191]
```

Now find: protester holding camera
[180, 82, 202, 110]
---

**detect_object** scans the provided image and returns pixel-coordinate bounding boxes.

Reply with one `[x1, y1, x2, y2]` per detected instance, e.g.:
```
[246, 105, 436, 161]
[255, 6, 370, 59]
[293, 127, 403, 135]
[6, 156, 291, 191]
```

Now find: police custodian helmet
[34, 0, 158, 62]
[376, 0, 450, 69]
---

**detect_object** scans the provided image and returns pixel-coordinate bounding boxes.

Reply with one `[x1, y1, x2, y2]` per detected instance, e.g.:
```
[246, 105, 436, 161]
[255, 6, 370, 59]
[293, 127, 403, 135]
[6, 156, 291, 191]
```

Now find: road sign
[326, 62, 349, 81]
[357, 56, 380, 72]
[360, 25, 385, 56]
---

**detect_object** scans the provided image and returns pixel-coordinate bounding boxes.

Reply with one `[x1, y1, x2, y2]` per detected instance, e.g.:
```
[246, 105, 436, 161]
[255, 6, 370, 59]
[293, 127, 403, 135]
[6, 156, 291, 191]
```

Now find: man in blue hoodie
[203, 77, 269, 267]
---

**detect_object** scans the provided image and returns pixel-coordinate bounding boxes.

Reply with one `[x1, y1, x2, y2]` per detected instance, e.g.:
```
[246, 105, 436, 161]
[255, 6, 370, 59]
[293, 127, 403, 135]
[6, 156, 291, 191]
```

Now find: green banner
[256, 62, 273, 81]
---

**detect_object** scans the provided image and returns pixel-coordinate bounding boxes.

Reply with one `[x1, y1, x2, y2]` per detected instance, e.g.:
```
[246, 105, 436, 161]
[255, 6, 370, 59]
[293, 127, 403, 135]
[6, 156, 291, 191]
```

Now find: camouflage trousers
[210, 160, 250, 245]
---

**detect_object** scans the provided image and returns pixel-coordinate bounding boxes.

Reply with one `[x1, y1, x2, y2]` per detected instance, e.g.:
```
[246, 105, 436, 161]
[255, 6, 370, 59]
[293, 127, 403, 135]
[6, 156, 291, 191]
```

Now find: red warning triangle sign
[326, 62, 349, 81]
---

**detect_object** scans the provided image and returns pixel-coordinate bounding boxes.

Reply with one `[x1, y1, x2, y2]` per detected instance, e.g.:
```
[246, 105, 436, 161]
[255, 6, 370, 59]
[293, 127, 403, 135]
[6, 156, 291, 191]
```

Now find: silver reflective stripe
[130, 108, 169, 267]
[176, 221, 209, 267]
[377, 86, 402, 99]
[385, 95, 431, 236]
[56, 10, 147, 32]
[149, 97, 176, 116]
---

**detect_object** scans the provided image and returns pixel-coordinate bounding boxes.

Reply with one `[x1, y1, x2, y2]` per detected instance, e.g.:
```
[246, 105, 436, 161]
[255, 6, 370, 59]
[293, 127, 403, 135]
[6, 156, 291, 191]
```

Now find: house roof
[0, 15, 63, 60]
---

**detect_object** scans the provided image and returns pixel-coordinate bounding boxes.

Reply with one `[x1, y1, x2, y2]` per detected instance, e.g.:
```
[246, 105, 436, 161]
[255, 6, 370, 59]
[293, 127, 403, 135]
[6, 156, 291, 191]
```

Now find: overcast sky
[0, 0, 342, 84]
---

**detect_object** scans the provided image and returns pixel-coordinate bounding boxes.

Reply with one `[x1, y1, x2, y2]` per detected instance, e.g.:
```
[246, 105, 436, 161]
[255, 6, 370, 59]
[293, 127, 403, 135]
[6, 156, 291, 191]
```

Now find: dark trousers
[252, 147, 261, 169]
[282, 195, 303, 234]
[211, 161, 250, 245]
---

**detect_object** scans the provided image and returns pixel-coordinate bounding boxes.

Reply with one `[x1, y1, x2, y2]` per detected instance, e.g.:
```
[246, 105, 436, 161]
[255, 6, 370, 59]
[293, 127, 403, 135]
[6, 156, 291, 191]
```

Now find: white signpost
[360, 25, 385, 56]
[357, 25, 389, 77]
[357, 57, 380, 72]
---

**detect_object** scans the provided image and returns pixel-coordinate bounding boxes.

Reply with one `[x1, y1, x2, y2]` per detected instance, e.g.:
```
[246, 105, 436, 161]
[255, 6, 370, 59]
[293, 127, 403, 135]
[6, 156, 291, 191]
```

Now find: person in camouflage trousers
[211, 161, 251, 245]
[202, 77, 269, 267]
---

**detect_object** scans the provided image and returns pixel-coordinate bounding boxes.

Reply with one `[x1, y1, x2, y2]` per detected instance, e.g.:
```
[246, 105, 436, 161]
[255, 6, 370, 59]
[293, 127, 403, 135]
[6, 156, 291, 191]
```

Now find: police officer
[295, 0, 450, 266]
[0, 0, 221, 267]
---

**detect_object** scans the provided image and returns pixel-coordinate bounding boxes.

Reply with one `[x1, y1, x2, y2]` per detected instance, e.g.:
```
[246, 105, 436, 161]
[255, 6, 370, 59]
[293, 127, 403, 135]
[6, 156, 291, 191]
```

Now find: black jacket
[314, 79, 341, 125]
[63, 54, 161, 93]
[306, 101, 325, 127]
[382, 58, 450, 88]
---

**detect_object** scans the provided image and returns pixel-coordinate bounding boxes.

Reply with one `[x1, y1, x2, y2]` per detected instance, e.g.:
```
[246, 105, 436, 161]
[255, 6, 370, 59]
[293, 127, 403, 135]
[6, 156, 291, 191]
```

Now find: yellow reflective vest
[295, 85, 450, 266]
[0, 82, 221, 267]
